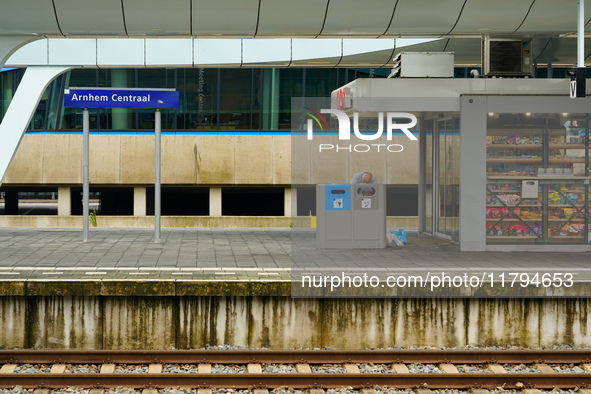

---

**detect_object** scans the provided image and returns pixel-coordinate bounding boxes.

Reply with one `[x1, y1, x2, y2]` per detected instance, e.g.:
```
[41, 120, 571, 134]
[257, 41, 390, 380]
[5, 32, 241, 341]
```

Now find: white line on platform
[1, 266, 295, 273]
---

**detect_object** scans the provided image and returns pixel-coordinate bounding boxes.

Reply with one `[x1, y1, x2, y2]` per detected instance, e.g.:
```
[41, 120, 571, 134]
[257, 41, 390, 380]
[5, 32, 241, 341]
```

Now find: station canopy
[1, 0, 591, 66]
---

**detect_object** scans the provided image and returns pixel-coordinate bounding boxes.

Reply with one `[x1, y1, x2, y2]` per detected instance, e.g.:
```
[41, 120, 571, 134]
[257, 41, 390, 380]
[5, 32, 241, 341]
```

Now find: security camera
[567, 69, 576, 79]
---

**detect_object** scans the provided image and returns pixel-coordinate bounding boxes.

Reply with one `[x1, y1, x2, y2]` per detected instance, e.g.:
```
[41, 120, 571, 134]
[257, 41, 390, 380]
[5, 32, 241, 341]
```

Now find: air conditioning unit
[482, 37, 533, 77]
[388, 52, 454, 78]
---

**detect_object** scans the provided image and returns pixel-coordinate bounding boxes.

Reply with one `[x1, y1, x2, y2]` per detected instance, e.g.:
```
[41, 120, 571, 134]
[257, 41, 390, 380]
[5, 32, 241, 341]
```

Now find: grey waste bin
[316, 183, 387, 249]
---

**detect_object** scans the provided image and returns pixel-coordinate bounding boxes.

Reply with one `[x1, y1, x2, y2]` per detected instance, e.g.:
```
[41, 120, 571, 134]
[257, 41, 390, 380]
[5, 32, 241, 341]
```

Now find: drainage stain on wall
[177, 296, 249, 349]
[540, 298, 591, 347]
[468, 298, 539, 348]
[395, 298, 466, 348]
[2, 296, 591, 349]
[103, 297, 174, 350]
[251, 297, 321, 349]
[322, 298, 391, 349]
[0, 296, 25, 348]
[30, 296, 102, 349]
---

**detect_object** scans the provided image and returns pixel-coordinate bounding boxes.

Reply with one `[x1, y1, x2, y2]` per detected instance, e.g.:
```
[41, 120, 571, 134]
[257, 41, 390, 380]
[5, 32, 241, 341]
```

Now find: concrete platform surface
[0, 227, 589, 282]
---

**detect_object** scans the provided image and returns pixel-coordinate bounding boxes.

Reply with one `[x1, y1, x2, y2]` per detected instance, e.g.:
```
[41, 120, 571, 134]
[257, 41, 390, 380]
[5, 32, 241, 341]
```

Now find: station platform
[0, 227, 591, 350]
[0, 227, 589, 282]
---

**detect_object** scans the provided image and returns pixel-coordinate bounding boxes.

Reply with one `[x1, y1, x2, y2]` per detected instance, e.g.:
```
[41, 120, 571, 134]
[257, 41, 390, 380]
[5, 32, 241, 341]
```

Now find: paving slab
[0, 228, 588, 290]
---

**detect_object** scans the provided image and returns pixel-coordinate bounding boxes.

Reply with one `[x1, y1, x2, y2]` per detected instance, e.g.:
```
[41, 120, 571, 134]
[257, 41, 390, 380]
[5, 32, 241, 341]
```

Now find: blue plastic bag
[393, 229, 407, 244]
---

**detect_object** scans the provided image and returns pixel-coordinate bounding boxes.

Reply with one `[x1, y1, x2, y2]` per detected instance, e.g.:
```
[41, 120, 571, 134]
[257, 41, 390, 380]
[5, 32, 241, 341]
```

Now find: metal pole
[155, 109, 161, 243]
[577, 0, 587, 97]
[83, 108, 89, 242]
[579, 0, 585, 68]
[418, 118, 427, 234]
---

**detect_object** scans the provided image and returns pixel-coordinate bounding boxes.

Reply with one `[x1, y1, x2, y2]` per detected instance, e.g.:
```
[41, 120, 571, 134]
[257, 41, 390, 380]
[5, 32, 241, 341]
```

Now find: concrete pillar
[262, 69, 280, 130]
[111, 69, 131, 130]
[209, 187, 222, 216]
[284, 187, 296, 217]
[57, 186, 71, 216]
[459, 96, 487, 251]
[134, 187, 146, 216]
[4, 191, 17, 215]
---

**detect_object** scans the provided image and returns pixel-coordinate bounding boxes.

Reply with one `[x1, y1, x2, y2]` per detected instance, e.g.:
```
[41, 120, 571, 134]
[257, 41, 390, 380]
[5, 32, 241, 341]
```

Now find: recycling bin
[316, 183, 387, 248]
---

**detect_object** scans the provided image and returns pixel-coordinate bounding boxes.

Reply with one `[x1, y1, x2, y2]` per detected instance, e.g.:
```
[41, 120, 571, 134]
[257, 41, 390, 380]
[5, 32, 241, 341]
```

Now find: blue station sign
[64, 88, 179, 109]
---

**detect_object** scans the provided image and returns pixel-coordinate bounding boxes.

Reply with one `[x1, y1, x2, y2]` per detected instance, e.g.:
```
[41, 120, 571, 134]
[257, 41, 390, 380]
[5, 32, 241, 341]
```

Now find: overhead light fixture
[526, 112, 531, 116]
[488, 112, 494, 116]
[152, 29, 166, 33]
[563, 113, 568, 116]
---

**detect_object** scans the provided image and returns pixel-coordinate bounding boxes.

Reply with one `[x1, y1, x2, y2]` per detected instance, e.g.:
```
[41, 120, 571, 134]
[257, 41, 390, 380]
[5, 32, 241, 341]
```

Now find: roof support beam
[0, 66, 74, 186]
[0, 36, 42, 70]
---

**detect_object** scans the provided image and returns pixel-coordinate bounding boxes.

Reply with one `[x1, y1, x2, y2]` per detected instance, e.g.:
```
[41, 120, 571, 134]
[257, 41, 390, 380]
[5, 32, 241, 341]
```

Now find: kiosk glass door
[433, 118, 460, 242]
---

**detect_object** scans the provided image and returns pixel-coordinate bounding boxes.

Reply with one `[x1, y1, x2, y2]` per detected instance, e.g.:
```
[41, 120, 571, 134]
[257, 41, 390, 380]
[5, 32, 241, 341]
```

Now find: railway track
[1, 350, 591, 391]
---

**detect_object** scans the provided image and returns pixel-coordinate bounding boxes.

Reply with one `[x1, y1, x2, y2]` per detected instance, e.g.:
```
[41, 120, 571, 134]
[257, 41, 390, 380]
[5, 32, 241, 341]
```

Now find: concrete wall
[0, 282, 590, 349]
[3, 134, 419, 186]
[0, 216, 418, 228]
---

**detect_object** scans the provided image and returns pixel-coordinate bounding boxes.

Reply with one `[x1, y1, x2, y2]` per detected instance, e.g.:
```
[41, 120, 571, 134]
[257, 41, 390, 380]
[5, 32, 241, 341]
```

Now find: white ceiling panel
[257, 0, 328, 36]
[290, 56, 342, 67]
[451, 0, 534, 34]
[290, 39, 341, 67]
[321, 0, 397, 37]
[193, 0, 259, 36]
[292, 39, 342, 61]
[97, 38, 145, 67]
[53, 0, 126, 35]
[343, 39, 395, 56]
[194, 39, 242, 66]
[242, 39, 291, 66]
[146, 39, 192, 67]
[5, 40, 48, 66]
[49, 38, 96, 66]
[123, 0, 190, 35]
[516, 0, 591, 35]
[386, 0, 464, 35]
[338, 50, 394, 67]
[0, 0, 61, 35]
[392, 38, 447, 56]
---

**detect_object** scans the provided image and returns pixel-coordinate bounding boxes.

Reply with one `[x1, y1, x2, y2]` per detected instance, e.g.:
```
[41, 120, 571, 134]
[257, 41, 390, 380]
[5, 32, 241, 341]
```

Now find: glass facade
[486, 113, 590, 244]
[0, 67, 380, 133]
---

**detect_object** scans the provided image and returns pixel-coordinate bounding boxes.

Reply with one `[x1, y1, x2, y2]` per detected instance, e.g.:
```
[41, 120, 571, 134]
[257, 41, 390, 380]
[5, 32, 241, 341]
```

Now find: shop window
[486, 113, 590, 244]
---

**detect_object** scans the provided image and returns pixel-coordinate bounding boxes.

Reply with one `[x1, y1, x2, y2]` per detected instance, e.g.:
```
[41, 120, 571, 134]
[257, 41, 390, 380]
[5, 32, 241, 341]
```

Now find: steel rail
[0, 373, 589, 389]
[1, 349, 591, 364]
